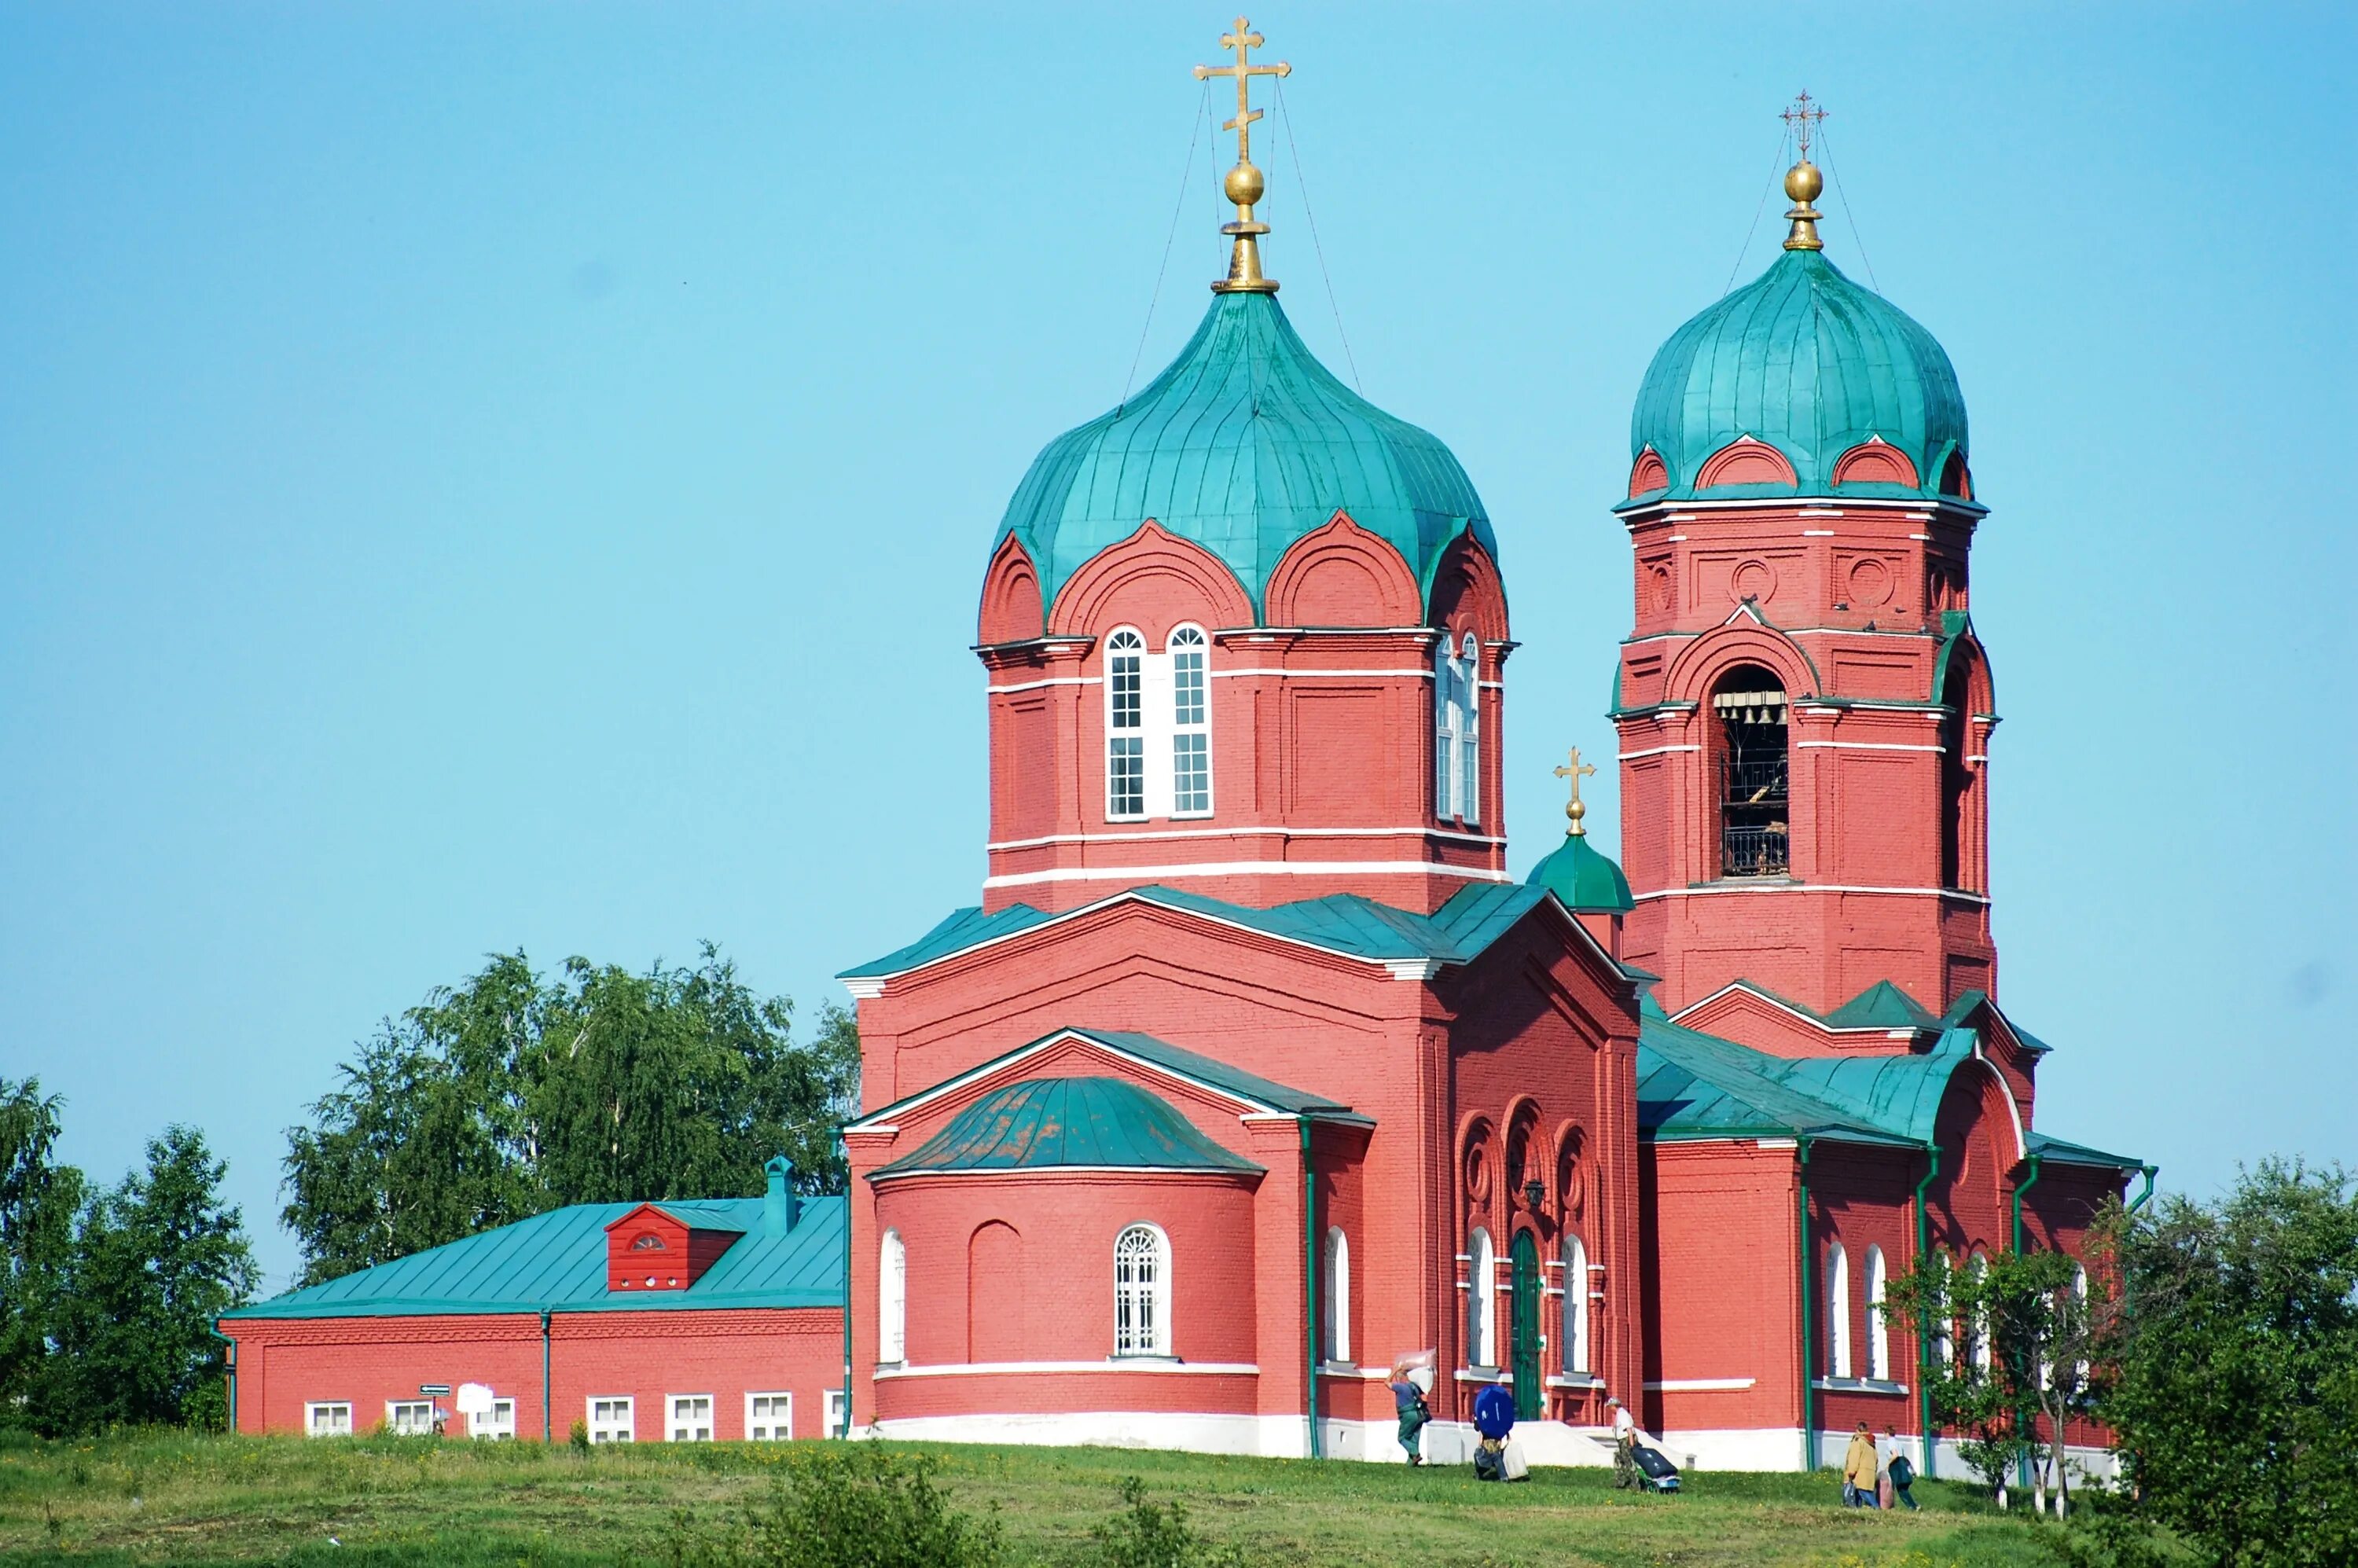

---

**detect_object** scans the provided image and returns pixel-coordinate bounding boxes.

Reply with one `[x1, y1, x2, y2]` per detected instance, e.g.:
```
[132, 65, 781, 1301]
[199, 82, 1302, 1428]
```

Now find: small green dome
[996, 291, 1494, 619]
[872, 1077, 1263, 1179]
[1527, 832, 1634, 914]
[1629, 249, 1967, 502]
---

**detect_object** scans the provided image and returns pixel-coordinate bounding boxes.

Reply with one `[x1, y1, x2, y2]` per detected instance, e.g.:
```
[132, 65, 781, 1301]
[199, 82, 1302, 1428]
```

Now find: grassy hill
[0, 1430, 2066, 1566]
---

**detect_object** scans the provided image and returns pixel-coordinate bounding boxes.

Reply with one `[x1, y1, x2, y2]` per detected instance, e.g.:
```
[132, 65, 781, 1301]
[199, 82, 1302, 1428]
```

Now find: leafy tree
[39, 1126, 258, 1432]
[2088, 1160, 2358, 1566]
[284, 946, 858, 1285]
[0, 1078, 83, 1425]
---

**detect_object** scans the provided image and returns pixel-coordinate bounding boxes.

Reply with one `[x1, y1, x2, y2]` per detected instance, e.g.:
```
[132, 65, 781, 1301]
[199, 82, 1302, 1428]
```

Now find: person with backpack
[1387, 1362, 1430, 1466]
[1471, 1378, 1517, 1481]
[1882, 1430, 1919, 1511]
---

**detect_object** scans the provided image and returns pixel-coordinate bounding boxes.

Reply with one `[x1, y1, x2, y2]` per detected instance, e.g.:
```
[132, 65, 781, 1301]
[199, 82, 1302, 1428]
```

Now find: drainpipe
[1796, 1135, 1814, 1472]
[1302, 1115, 1322, 1460]
[208, 1327, 236, 1433]
[2010, 1151, 2043, 1491]
[2127, 1165, 2157, 1215]
[841, 1161, 854, 1438]
[540, 1309, 553, 1442]
[1914, 1145, 1941, 1481]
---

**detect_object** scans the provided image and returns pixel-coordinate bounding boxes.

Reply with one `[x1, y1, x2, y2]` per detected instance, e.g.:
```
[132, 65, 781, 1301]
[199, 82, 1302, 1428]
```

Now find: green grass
[0, 1430, 2068, 1567]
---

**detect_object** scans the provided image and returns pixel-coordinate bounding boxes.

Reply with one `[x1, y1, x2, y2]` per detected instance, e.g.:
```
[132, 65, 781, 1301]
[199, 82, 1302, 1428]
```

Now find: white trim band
[875, 1360, 1258, 1379]
[1794, 740, 1945, 752]
[984, 861, 1515, 890]
[1644, 1378, 1758, 1393]
[1634, 883, 1991, 905]
[1617, 744, 1701, 761]
[987, 676, 1099, 694]
[988, 824, 1508, 851]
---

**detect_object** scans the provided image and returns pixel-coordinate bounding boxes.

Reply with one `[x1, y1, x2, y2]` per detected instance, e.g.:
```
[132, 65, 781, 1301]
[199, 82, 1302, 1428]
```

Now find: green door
[1510, 1230, 1543, 1419]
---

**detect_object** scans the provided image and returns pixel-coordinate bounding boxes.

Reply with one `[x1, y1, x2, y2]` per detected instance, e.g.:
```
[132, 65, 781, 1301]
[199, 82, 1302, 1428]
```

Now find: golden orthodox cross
[1780, 90, 1828, 159]
[1193, 17, 1290, 170]
[1554, 746, 1597, 836]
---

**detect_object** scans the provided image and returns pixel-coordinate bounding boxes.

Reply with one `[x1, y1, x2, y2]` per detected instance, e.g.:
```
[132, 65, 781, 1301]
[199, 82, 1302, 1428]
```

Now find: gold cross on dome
[1194, 17, 1290, 169]
[1553, 746, 1597, 837]
[1781, 90, 1829, 159]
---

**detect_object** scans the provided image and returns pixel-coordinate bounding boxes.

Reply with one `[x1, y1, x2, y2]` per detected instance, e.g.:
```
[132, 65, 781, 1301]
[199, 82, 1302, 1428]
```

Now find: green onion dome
[1628, 249, 1969, 504]
[1527, 831, 1635, 915]
[996, 291, 1494, 620]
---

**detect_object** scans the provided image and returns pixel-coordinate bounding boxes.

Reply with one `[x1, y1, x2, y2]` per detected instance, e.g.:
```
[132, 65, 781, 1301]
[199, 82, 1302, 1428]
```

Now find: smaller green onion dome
[996, 290, 1493, 620]
[872, 1077, 1263, 1179]
[1527, 832, 1635, 914]
[1629, 248, 1967, 502]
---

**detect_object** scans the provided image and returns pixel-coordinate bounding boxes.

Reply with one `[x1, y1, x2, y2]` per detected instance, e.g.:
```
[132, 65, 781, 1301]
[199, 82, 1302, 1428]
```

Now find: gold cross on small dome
[1194, 17, 1290, 294]
[1554, 746, 1597, 837]
[1779, 90, 1830, 252]
[1780, 89, 1828, 159]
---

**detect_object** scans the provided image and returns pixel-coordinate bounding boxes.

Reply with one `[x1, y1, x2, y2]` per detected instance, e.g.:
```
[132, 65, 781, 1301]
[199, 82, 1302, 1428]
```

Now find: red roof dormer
[603, 1204, 745, 1294]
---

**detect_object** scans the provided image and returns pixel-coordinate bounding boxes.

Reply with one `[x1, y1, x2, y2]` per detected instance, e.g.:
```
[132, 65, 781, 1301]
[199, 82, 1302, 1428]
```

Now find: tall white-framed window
[667, 1394, 714, 1442]
[305, 1401, 353, 1438]
[1113, 1222, 1172, 1357]
[1931, 1250, 1956, 1372]
[1467, 1227, 1497, 1368]
[1826, 1242, 1853, 1379]
[2070, 1263, 2091, 1385]
[1434, 631, 1479, 821]
[386, 1400, 435, 1436]
[1967, 1250, 1993, 1378]
[587, 1395, 634, 1444]
[1105, 627, 1147, 820]
[824, 1389, 849, 1437]
[879, 1228, 907, 1364]
[1167, 624, 1213, 817]
[1562, 1234, 1591, 1374]
[1864, 1245, 1890, 1382]
[1322, 1227, 1351, 1364]
[746, 1391, 792, 1441]
[471, 1398, 516, 1441]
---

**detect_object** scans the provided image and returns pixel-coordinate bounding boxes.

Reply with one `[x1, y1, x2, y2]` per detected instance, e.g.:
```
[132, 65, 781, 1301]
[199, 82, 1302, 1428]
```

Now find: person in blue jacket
[1471, 1378, 1518, 1480]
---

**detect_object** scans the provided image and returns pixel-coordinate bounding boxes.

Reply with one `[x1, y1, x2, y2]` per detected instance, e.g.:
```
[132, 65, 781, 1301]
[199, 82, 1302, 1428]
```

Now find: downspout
[1796, 1135, 1814, 1472]
[2011, 1153, 2042, 1255]
[208, 1327, 236, 1432]
[1302, 1115, 1322, 1460]
[2011, 1152, 2043, 1492]
[2127, 1165, 2156, 1215]
[1914, 1144, 1941, 1480]
[540, 1309, 553, 1443]
[841, 1163, 854, 1438]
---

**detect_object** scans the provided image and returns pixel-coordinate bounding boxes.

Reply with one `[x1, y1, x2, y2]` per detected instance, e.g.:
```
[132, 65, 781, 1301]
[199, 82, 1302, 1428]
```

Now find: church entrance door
[1510, 1230, 1542, 1419]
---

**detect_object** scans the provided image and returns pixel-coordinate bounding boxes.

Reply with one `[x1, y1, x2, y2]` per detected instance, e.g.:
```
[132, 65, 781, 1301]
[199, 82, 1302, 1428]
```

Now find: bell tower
[1609, 101, 1997, 1020]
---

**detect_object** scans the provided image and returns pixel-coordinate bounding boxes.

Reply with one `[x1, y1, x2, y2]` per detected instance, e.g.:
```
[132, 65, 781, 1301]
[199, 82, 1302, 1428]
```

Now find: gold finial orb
[1224, 160, 1266, 207]
[1784, 160, 1824, 204]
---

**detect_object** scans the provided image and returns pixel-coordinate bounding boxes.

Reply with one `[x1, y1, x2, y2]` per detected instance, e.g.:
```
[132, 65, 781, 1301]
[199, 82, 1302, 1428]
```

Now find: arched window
[1827, 1242, 1853, 1379]
[1938, 662, 1972, 890]
[1931, 1249, 1956, 1372]
[1713, 668, 1789, 877]
[1434, 632, 1479, 821]
[1466, 1227, 1497, 1368]
[2070, 1263, 2091, 1386]
[1105, 629, 1146, 821]
[1967, 1250, 1993, 1379]
[878, 1229, 906, 1365]
[1562, 1234, 1590, 1374]
[1864, 1246, 1890, 1382]
[1113, 1224, 1171, 1357]
[1322, 1228, 1350, 1364]
[1168, 625, 1212, 817]
[1460, 633, 1482, 824]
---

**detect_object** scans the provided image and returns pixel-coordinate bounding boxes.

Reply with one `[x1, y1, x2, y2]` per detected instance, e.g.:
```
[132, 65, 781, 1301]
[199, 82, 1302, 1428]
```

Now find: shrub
[1090, 1477, 1245, 1568]
[568, 1418, 590, 1453]
[681, 1442, 1001, 1568]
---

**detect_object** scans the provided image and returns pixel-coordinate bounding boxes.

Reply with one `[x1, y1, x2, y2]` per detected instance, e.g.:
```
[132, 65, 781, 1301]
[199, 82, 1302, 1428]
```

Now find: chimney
[763, 1156, 798, 1236]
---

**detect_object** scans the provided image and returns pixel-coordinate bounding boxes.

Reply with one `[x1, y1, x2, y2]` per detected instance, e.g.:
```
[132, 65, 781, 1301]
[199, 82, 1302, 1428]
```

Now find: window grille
[1169, 626, 1212, 816]
[1715, 686, 1789, 876]
[1106, 629, 1146, 820]
[746, 1393, 792, 1441]
[386, 1401, 434, 1436]
[306, 1401, 353, 1438]
[1113, 1224, 1170, 1357]
[472, 1399, 516, 1441]
[587, 1396, 634, 1444]
[667, 1394, 714, 1442]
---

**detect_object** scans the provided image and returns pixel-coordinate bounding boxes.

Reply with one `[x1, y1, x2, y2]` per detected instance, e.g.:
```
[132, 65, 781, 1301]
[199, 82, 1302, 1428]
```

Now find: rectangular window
[824, 1389, 848, 1436]
[306, 1401, 353, 1438]
[1172, 645, 1205, 726]
[472, 1399, 516, 1441]
[587, 1396, 634, 1444]
[1110, 656, 1141, 729]
[1172, 733, 1210, 815]
[1107, 735, 1144, 818]
[746, 1392, 792, 1441]
[667, 1394, 714, 1442]
[386, 1400, 435, 1436]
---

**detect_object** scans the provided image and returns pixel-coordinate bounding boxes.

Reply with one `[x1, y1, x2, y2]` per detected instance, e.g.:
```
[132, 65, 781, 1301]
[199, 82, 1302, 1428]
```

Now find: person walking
[1883, 1431, 1920, 1511]
[1387, 1363, 1429, 1466]
[1609, 1396, 1640, 1490]
[1471, 1377, 1517, 1481]
[1842, 1422, 1878, 1507]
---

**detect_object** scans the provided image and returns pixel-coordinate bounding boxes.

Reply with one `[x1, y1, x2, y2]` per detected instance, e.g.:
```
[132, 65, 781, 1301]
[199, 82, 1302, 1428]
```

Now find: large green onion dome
[1627, 247, 1970, 504]
[994, 290, 1494, 620]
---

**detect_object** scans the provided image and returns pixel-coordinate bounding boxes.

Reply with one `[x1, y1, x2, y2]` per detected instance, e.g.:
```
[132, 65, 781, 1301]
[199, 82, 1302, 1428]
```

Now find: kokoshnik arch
[218, 24, 2146, 1476]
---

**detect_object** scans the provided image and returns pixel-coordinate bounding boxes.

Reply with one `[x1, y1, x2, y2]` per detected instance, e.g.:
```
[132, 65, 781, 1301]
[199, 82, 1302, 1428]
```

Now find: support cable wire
[1122, 82, 1212, 413]
[1816, 123, 1880, 292]
[1724, 127, 1793, 296]
[1273, 76, 1362, 393]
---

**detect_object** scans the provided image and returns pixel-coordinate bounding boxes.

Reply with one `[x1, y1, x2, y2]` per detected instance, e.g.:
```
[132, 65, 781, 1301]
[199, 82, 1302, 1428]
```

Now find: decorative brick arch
[1552, 1122, 1588, 1226]
[1458, 1113, 1498, 1225]
[1938, 448, 1974, 500]
[1425, 528, 1510, 644]
[1932, 630, 1997, 717]
[1696, 436, 1799, 490]
[1830, 438, 1920, 489]
[1046, 520, 1255, 638]
[1629, 447, 1669, 498]
[978, 534, 1045, 644]
[1661, 621, 1822, 708]
[1264, 512, 1423, 628]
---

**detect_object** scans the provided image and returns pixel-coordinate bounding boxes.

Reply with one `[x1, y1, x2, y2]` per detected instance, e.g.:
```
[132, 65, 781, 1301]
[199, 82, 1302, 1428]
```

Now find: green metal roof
[1526, 831, 1635, 914]
[222, 1197, 847, 1320]
[841, 881, 1559, 983]
[1637, 1015, 1915, 1148]
[872, 1076, 1264, 1181]
[1627, 249, 1968, 505]
[2026, 1130, 2146, 1172]
[995, 289, 1495, 620]
[1822, 979, 1941, 1032]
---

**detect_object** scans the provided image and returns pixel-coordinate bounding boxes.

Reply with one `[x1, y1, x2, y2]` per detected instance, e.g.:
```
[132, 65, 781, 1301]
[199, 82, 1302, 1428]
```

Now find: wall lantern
[1522, 1177, 1547, 1213]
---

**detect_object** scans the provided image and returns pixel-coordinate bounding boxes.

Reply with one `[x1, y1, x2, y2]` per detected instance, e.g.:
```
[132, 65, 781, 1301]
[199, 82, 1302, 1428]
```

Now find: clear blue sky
[4, 4, 2351, 1291]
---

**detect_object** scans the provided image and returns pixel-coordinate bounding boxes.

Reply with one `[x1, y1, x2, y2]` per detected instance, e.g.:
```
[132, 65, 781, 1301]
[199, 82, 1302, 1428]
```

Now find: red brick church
[221, 28, 2143, 1477]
